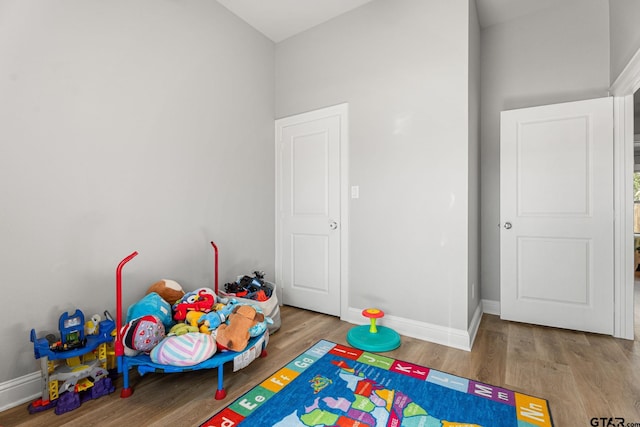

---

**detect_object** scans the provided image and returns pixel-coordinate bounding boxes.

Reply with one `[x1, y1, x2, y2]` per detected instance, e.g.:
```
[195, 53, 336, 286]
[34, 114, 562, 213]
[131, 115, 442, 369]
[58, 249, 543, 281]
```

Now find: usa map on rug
[203, 340, 553, 427]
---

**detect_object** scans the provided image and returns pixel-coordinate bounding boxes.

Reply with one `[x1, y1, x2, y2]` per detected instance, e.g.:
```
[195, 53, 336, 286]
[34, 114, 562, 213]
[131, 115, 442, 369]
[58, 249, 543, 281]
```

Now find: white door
[275, 104, 347, 316]
[500, 97, 614, 334]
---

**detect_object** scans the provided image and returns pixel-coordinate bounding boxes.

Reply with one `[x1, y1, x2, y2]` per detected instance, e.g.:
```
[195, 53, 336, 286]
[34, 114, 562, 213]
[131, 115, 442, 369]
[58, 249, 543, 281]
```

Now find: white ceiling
[216, 0, 375, 43]
[216, 0, 582, 43]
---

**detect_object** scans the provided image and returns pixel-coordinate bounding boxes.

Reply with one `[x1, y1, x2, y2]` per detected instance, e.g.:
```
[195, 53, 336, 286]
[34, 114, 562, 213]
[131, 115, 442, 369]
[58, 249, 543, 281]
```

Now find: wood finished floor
[1, 287, 640, 427]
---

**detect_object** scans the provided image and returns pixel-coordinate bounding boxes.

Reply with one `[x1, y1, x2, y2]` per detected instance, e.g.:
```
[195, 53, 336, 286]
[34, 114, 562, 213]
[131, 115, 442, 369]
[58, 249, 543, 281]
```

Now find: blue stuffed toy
[199, 299, 239, 332]
[246, 305, 273, 337]
[127, 292, 174, 330]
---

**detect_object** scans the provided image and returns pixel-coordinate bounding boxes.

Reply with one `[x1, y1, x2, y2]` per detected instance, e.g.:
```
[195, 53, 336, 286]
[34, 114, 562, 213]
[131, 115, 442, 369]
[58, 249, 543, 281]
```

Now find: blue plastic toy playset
[29, 309, 116, 415]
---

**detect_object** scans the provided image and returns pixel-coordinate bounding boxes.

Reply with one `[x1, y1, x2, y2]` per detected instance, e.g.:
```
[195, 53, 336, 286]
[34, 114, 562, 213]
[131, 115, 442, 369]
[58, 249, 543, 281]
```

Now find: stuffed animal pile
[119, 279, 272, 366]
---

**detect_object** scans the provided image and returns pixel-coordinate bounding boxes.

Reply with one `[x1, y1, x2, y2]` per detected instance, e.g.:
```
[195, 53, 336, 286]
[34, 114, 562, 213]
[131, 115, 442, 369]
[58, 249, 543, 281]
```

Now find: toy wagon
[115, 241, 268, 400]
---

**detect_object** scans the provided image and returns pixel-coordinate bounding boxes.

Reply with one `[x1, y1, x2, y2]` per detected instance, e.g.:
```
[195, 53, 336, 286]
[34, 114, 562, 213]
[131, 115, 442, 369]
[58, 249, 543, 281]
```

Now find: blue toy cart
[115, 241, 268, 400]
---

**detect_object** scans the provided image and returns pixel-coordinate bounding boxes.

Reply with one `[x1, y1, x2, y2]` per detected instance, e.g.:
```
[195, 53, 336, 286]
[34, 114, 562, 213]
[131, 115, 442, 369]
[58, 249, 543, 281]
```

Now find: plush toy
[127, 292, 174, 330]
[150, 333, 217, 366]
[216, 305, 266, 352]
[199, 299, 239, 333]
[185, 311, 203, 326]
[172, 287, 217, 321]
[185, 311, 207, 334]
[247, 306, 273, 337]
[85, 314, 101, 335]
[182, 299, 238, 334]
[120, 315, 165, 356]
[167, 322, 199, 336]
[146, 279, 185, 305]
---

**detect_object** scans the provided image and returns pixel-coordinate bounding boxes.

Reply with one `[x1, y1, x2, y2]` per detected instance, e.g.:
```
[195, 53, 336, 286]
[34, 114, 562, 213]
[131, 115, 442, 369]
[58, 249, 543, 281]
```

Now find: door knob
[329, 220, 338, 230]
[504, 222, 512, 229]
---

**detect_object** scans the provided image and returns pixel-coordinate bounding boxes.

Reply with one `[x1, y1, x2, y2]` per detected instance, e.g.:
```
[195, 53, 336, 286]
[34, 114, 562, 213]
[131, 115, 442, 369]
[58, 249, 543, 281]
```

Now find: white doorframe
[610, 48, 640, 340]
[274, 103, 350, 318]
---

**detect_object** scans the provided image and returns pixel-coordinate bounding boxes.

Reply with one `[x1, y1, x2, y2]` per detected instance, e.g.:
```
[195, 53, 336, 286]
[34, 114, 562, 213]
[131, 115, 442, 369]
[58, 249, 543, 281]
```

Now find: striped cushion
[150, 333, 217, 366]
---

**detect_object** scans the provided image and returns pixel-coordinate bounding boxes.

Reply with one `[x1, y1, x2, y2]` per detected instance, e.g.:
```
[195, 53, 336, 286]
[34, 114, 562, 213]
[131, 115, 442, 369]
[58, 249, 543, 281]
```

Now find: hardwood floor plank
[468, 326, 508, 385]
[568, 333, 640, 421]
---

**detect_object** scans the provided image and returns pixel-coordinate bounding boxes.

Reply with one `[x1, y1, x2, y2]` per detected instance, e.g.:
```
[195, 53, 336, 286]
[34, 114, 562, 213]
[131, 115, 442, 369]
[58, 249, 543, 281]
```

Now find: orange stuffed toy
[215, 305, 265, 352]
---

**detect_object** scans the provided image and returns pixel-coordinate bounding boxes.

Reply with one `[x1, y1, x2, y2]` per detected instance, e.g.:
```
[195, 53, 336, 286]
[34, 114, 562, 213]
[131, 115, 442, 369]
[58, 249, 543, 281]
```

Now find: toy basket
[219, 280, 281, 334]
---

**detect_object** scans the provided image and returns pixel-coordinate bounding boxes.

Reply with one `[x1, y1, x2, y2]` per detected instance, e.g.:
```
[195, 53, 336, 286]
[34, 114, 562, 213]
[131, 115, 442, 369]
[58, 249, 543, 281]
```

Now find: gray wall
[609, 0, 640, 85]
[276, 0, 475, 331]
[468, 0, 481, 322]
[0, 0, 274, 385]
[479, 0, 610, 302]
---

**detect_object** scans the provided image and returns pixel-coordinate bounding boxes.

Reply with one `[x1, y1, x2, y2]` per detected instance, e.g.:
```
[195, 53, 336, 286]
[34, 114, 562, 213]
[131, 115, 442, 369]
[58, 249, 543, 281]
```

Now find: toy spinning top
[347, 308, 401, 352]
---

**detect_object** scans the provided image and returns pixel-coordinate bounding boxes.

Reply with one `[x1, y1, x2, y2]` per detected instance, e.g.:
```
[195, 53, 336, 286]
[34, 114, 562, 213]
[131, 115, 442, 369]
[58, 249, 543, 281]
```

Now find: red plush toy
[172, 287, 217, 321]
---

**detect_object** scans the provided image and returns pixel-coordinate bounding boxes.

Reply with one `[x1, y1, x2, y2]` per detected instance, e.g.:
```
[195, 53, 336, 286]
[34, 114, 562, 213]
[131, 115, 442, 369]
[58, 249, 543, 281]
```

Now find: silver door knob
[329, 220, 338, 230]
[504, 222, 512, 229]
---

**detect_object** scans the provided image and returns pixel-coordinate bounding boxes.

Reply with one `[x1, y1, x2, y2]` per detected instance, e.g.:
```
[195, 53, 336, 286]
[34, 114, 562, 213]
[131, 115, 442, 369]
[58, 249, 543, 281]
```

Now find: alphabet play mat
[201, 340, 553, 427]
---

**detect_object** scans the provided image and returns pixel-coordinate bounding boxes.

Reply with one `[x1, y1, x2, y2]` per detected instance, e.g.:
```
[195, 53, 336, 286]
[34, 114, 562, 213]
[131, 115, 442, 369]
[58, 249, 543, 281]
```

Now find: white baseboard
[481, 299, 500, 315]
[0, 371, 41, 413]
[467, 302, 483, 349]
[342, 306, 479, 352]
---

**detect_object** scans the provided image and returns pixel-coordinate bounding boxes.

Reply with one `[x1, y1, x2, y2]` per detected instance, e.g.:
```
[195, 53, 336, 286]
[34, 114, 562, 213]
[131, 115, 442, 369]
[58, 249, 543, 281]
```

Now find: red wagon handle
[211, 241, 219, 295]
[115, 251, 138, 360]
[115, 241, 217, 363]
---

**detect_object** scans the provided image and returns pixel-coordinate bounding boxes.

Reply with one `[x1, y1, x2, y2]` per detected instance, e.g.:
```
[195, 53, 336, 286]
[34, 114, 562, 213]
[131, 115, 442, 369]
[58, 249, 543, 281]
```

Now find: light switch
[351, 186, 359, 199]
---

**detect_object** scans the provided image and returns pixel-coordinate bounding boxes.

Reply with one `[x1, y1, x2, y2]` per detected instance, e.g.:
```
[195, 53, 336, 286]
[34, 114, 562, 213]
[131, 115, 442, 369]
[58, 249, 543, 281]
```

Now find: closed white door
[275, 104, 347, 316]
[500, 97, 614, 334]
